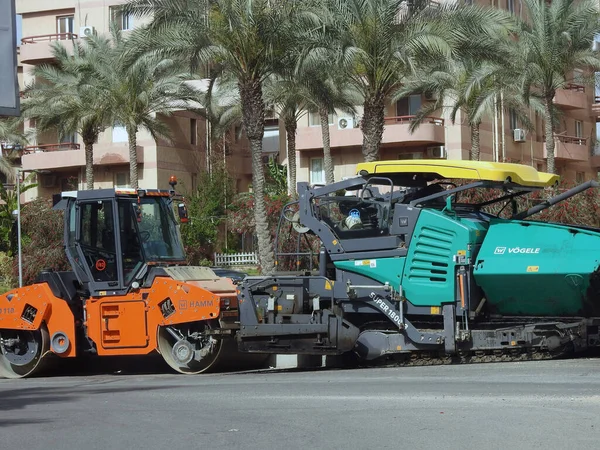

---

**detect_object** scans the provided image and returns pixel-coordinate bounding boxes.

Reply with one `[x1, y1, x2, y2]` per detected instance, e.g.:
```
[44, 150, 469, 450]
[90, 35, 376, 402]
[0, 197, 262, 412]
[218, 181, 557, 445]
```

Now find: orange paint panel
[0, 283, 77, 358]
[145, 277, 222, 326]
[98, 302, 149, 349]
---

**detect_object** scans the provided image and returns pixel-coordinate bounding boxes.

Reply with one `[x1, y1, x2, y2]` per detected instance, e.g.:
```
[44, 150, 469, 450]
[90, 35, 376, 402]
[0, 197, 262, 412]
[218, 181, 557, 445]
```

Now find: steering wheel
[139, 230, 151, 242]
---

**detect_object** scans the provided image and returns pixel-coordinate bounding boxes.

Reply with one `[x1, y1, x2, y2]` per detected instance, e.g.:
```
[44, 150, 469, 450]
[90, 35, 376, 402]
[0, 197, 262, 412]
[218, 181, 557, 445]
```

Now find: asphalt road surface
[1, 358, 600, 450]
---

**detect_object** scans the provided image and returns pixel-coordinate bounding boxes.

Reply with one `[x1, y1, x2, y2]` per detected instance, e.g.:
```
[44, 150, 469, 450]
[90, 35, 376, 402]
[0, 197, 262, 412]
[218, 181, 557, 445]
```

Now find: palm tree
[395, 55, 537, 161]
[302, 69, 360, 184]
[264, 75, 307, 195]
[87, 31, 196, 189]
[517, 0, 600, 174]
[0, 117, 27, 181]
[198, 77, 243, 175]
[123, 0, 317, 275]
[310, 0, 513, 162]
[0, 117, 26, 147]
[23, 37, 112, 190]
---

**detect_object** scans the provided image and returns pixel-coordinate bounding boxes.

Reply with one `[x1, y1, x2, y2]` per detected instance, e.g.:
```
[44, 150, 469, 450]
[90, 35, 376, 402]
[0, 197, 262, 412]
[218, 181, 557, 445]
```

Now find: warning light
[169, 175, 178, 189]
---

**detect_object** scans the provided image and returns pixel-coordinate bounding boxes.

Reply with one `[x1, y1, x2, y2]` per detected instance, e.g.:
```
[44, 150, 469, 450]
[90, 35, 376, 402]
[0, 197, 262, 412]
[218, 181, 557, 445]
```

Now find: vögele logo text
[497, 247, 541, 255]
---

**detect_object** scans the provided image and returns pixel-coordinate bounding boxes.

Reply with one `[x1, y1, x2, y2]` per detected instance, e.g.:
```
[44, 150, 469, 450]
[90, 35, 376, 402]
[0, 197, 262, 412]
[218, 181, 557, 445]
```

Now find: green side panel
[473, 219, 600, 316]
[334, 257, 405, 291]
[401, 210, 488, 307]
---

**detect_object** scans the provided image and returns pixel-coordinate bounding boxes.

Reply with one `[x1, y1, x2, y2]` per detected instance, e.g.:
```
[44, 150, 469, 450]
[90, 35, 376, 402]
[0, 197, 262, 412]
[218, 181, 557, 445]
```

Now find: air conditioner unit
[513, 128, 526, 142]
[337, 117, 354, 130]
[426, 145, 446, 159]
[79, 26, 95, 39]
[40, 175, 56, 188]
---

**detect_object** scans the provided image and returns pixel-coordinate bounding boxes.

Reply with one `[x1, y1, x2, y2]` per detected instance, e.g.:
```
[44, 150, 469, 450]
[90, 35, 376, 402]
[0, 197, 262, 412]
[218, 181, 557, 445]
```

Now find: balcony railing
[564, 83, 585, 93]
[383, 115, 444, 126]
[23, 143, 80, 154]
[21, 33, 78, 45]
[555, 134, 587, 145]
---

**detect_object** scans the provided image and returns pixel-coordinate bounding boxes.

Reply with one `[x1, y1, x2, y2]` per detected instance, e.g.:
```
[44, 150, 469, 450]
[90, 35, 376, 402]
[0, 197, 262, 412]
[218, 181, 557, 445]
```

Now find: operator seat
[402, 183, 446, 205]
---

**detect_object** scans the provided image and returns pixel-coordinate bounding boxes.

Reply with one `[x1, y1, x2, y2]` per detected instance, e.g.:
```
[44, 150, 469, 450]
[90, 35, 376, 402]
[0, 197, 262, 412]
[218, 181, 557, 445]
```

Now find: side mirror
[177, 203, 188, 223]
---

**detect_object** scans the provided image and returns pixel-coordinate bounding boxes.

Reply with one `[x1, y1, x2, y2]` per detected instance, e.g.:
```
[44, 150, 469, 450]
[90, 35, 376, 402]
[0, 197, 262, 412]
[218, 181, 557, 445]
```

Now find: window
[57, 15, 74, 38]
[190, 118, 197, 145]
[80, 200, 118, 282]
[576, 172, 585, 184]
[310, 157, 325, 185]
[396, 95, 422, 117]
[509, 109, 519, 131]
[110, 6, 133, 31]
[309, 112, 334, 127]
[575, 120, 583, 138]
[507, 0, 515, 14]
[60, 133, 77, 144]
[112, 123, 128, 143]
[114, 172, 129, 188]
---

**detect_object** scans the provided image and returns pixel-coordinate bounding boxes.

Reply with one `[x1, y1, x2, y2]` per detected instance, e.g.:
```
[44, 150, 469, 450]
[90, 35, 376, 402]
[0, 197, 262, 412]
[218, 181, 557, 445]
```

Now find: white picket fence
[213, 252, 258, 266]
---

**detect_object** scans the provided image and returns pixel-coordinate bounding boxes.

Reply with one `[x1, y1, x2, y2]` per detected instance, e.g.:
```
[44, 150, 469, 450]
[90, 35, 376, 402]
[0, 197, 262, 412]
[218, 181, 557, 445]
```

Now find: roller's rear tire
[157, 321, 226, 374]
[157, 322, 271, 374]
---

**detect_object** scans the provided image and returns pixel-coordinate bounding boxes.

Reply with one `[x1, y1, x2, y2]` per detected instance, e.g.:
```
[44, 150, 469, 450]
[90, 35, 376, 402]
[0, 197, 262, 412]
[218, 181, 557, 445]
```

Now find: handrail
[21, 33, 78, 44]
[384, 115, 444, 126]
[555, 134, 586, 145]
[563, 83, 585, 92]
[23, 143, 80, 154]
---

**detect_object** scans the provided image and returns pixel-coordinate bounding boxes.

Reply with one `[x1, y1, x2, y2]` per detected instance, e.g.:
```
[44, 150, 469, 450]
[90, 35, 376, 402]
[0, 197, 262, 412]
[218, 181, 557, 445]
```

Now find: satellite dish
[291, 211, 309, 234]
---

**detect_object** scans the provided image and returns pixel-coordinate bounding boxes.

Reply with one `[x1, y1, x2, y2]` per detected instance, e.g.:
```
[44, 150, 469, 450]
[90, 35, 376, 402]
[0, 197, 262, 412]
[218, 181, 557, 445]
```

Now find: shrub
[228, 192, 319, 271]
[15, 198, 69, 285]
[180, 167, 234, 265]
[0, 251, 16, 290]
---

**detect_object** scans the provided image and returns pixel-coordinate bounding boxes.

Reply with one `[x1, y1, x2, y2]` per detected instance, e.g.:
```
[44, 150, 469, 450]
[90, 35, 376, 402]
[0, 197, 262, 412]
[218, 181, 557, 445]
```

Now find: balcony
[22, 142, 144, 171]
[17, 1, 76, 14]
[593, 96, 600, 118]
[20, 33, 77, 64]
[543, 135, 588, 162]
[553, 84, 587, 110]
[295, 115, 445, 151]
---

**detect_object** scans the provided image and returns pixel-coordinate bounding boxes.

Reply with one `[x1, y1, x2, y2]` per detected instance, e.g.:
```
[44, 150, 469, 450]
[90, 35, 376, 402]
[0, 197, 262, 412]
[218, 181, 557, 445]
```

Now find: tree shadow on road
[0, 382, 187, 417]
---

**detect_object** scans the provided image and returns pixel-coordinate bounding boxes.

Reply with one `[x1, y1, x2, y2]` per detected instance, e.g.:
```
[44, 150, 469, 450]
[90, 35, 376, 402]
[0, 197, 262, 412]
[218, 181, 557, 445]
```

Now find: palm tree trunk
[84, 140, 94, 190]
[544, 96, 555, 174]
[470, 122, 481, 161]
[239, 79, 275, 275]
[127, 124, 139, 189]
[285, 117, 297, 196]
[361, 95, 385, 162]
[319, 107, 334, 184]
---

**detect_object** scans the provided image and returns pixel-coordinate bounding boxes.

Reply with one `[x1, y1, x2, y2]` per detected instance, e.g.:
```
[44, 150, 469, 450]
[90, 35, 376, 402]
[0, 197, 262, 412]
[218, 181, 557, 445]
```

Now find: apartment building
[11, 0, 599, 201]
[293, 2, 600, 186]
[13, 0, 267, 199]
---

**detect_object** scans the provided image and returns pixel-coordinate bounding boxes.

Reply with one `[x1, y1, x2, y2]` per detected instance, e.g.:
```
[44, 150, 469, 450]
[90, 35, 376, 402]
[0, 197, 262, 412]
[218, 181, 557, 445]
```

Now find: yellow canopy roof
[356, 160, 559, 188]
